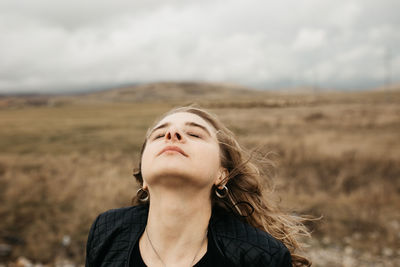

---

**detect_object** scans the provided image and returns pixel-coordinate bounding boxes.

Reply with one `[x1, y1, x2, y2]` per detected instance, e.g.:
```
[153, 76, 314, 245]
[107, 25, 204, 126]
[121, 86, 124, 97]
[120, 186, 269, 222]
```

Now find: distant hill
[374, 83, 400, 92]
[1, 81, 398, 109]
[82, 81, 257, 102]
[0, 82, 261, 108]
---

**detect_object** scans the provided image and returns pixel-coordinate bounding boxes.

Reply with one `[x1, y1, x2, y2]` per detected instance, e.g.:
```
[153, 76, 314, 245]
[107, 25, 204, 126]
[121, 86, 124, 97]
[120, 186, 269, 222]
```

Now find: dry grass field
[0, 83, 399, 266]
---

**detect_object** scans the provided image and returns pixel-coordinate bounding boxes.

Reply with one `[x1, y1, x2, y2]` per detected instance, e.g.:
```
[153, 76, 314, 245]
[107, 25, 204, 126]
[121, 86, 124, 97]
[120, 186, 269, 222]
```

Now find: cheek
[196, 145, 221, 174]
[140, 145, 153, 178]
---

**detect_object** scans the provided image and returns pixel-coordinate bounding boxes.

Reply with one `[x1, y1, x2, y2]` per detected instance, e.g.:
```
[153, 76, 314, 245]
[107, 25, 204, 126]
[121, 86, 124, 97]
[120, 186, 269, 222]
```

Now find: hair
[132, 106, 312, 266]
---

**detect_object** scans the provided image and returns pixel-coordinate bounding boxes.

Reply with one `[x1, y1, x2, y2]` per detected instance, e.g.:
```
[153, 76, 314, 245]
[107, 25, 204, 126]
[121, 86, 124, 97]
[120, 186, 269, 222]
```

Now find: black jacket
[85, 205, 292, 267]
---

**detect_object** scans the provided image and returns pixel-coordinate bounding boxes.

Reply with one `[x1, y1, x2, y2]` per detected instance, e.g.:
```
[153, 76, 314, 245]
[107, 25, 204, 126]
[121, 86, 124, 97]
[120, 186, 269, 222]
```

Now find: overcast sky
[1, 0, 399, 94]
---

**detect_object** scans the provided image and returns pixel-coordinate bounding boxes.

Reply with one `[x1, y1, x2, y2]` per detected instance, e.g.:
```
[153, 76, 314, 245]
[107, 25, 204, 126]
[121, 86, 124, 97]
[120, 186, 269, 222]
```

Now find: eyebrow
[148, 121, 211, 137]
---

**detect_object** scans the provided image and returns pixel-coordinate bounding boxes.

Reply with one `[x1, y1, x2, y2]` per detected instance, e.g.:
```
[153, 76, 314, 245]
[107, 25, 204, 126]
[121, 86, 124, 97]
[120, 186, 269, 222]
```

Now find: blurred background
[0, 0, 399, 266]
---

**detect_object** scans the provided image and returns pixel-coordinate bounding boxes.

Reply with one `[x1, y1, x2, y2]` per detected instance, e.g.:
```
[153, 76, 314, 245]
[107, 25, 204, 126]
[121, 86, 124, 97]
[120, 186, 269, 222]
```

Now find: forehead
[155, 112, 216, 132]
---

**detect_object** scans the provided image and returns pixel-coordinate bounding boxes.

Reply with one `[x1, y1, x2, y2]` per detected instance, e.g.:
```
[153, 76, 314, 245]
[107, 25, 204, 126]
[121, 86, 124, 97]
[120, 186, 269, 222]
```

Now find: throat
[140, 189, 211, 266]
[147, 186, 212, 235]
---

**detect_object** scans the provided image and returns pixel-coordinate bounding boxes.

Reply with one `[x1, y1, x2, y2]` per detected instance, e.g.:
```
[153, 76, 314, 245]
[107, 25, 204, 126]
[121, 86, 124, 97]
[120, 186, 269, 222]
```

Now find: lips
[158, 145, 188, 157]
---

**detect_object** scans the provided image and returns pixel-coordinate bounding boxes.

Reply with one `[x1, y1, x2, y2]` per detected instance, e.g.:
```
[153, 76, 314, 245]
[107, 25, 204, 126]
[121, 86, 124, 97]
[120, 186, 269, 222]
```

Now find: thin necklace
[145, 227, 208, 267]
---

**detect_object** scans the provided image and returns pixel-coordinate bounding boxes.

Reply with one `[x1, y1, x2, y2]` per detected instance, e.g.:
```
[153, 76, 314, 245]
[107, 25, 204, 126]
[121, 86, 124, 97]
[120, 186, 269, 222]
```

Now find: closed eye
[188, 133, 201, 138]
[153, 133, 165, 140]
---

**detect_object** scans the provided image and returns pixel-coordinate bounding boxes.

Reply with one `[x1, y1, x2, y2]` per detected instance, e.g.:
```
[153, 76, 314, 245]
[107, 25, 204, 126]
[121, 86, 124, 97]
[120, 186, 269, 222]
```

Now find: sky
[0, 0, 399, 94]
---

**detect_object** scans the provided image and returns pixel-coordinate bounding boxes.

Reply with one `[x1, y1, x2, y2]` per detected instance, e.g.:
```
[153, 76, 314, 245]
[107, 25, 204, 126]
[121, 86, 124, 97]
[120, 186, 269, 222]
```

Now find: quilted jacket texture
[85, 204, 292, 267]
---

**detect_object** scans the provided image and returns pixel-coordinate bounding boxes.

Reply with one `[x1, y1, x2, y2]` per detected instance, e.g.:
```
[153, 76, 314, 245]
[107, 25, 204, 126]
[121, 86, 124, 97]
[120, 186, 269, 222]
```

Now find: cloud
[0, 0, 399, 93]
[293, 29, 327, 51]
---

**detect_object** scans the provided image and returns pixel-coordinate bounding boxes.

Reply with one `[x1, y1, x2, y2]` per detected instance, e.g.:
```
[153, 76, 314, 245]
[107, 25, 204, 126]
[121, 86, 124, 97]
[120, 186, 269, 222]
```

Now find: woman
[86, 106, 311, 267]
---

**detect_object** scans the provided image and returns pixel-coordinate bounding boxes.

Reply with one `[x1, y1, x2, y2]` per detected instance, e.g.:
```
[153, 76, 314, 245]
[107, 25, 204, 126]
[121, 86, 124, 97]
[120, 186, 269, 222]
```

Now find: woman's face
[141, 112, 225, 191]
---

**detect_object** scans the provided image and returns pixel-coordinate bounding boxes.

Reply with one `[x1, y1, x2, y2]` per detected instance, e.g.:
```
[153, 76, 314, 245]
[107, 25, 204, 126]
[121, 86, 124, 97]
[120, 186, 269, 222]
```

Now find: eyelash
[154, 134, 164, 139]
[188, 133, 200, 138]
[152, 132, 201, 140]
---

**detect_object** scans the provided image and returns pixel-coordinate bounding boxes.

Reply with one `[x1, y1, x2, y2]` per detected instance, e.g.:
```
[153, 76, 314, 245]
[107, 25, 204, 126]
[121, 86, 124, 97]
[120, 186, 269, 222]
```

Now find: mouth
[158, 146, 188, 157]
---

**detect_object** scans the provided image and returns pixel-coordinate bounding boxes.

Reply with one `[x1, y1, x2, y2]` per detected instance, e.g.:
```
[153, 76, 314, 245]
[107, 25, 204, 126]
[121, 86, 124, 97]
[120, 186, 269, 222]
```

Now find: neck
[140, 186, 211, 266]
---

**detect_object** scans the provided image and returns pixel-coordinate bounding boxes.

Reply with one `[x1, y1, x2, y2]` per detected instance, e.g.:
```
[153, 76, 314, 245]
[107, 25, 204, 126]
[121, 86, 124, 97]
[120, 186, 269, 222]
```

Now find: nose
[165, 127, 183, 142]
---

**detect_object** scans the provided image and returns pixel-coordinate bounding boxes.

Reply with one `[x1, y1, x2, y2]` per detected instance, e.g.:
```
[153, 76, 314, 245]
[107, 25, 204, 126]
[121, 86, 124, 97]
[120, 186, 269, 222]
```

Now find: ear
[214, 168, 229, 188]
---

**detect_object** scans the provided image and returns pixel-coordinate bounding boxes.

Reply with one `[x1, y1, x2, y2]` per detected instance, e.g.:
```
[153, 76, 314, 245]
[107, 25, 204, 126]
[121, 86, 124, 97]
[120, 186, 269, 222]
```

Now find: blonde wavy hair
[133, 106, 311, 267]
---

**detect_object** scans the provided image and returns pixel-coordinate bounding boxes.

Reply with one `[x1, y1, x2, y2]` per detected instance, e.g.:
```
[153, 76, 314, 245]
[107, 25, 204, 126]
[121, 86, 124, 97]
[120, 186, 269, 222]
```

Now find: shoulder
[85, 205, 148, 267]
[210, 207, 292, 267]
[94, 205, 148, 229]
[88, 205, 148, 244]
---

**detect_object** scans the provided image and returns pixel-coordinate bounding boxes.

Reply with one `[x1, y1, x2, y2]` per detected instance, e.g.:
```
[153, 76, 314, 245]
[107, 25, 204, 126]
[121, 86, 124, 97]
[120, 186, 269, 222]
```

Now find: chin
[144, 165, 208, 187]
[154, 165, 191, 178]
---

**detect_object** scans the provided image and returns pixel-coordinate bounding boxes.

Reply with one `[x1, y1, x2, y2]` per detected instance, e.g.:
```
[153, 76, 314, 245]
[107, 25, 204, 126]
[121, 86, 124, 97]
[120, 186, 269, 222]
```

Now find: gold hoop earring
[215, 185, 229, 198]
[136, 187, 149, 202]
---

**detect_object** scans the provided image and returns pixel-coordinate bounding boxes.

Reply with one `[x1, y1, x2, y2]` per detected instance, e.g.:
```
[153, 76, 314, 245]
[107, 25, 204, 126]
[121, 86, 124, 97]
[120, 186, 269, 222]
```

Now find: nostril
[166, 132, 171, 139]
[176, 133, 181, 140]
